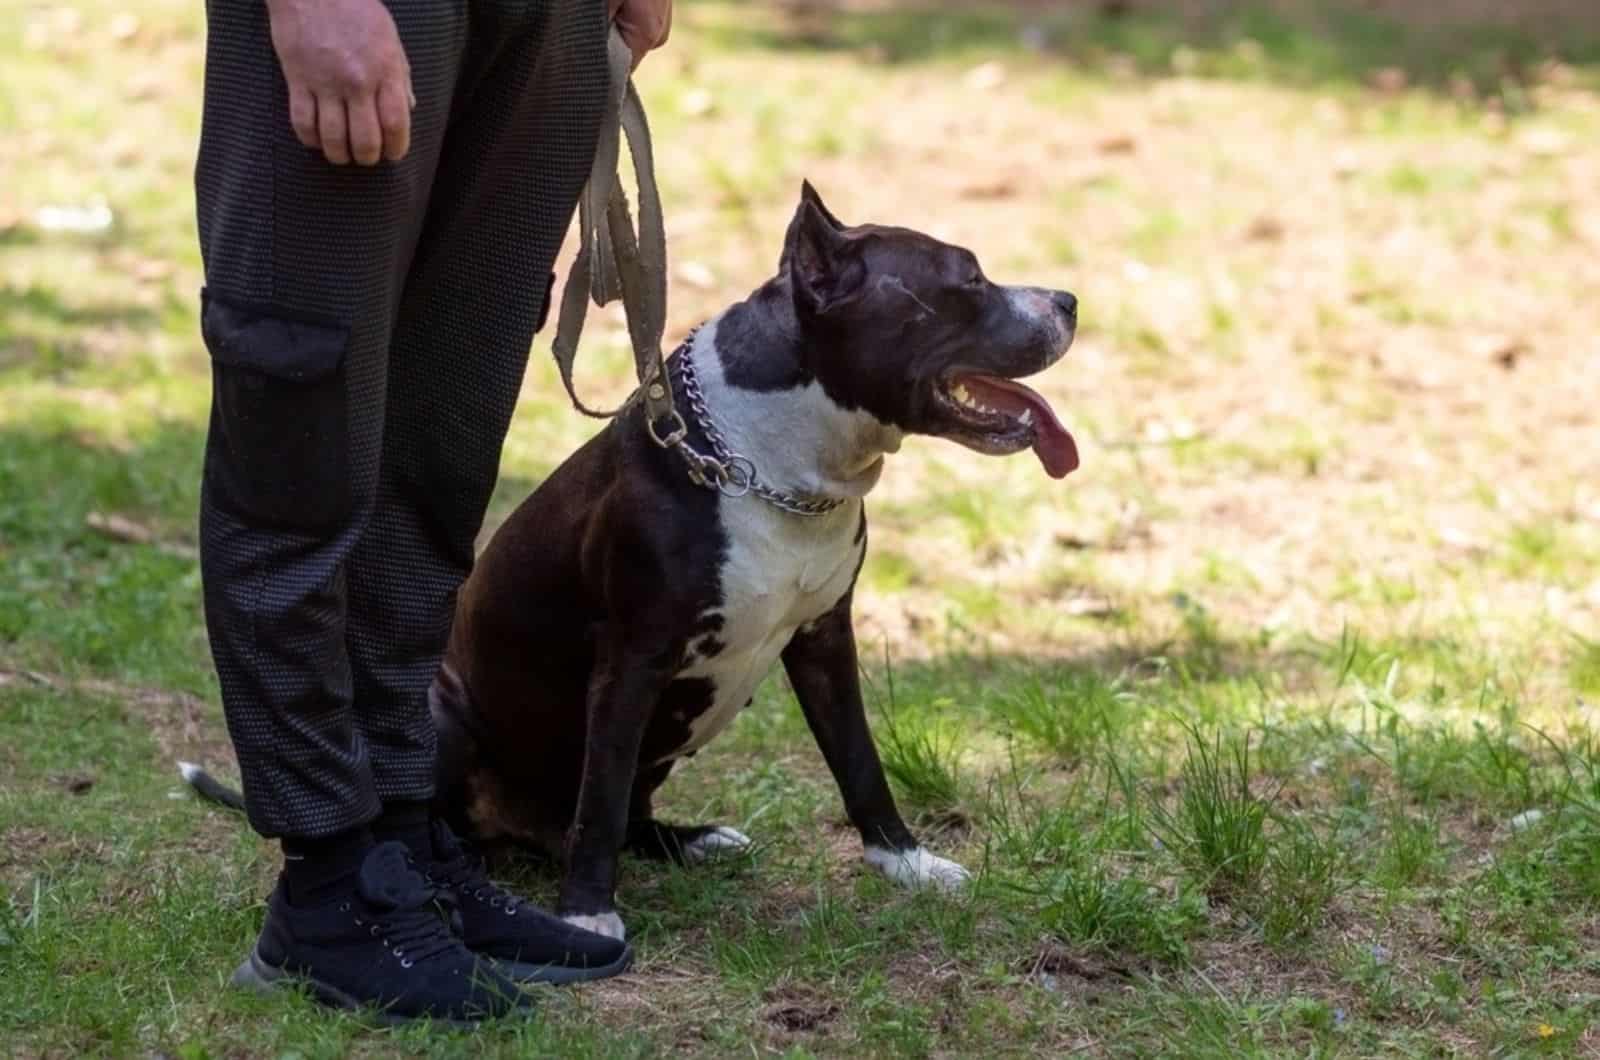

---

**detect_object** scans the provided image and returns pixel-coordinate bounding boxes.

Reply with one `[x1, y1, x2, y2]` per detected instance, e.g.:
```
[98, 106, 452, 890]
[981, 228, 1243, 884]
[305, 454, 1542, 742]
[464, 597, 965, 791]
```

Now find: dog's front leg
[558, 637, 675, 942]
[781, 593, 972, 892]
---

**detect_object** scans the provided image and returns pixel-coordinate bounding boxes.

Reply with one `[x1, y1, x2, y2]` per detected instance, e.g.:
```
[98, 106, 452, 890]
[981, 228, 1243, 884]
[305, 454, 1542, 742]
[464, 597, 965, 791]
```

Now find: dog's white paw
[864, 846, 972, 892]
[563, 911, 627, 941]
[683, 826, 751, 863]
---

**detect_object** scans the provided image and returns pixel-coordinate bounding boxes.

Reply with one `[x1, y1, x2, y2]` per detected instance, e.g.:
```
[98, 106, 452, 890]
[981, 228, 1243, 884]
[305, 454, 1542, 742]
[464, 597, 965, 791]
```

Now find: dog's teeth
[1019, 408, 1034, 426]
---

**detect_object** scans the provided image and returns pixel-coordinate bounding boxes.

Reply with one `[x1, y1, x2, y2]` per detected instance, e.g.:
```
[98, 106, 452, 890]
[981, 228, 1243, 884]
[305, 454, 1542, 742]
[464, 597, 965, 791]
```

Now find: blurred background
[5, 0, 1598, 668]
[5, 1, 1600, 1054]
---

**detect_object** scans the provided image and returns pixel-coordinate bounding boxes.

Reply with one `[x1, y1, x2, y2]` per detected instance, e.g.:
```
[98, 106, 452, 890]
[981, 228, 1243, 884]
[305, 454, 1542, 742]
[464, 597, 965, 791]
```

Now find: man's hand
[610, 0, 673, 70]
[267, 0, 414, 166]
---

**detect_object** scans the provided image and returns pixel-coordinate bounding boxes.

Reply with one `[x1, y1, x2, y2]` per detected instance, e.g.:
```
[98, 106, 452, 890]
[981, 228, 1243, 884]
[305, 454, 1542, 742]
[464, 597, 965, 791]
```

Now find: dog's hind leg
[623, 761, 752, 864]
[625, 819, 752, 864]
[428, 663, 482, 840]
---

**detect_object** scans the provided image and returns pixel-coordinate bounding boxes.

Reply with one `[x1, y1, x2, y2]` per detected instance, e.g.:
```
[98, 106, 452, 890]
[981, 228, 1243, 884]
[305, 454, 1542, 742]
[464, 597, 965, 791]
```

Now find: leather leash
[549, 26, 843, 515]
[551, 26, 684, 447]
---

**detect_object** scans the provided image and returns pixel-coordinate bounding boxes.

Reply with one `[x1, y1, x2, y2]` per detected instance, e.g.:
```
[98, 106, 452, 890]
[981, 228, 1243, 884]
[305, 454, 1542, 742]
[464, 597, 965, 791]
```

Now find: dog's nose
[1052, 291, 1078, 320]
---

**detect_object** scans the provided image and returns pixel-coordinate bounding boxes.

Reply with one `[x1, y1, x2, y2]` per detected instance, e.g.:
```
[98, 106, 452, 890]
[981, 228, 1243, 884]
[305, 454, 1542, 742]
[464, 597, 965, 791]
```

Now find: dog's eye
[963, 268, 984, 288]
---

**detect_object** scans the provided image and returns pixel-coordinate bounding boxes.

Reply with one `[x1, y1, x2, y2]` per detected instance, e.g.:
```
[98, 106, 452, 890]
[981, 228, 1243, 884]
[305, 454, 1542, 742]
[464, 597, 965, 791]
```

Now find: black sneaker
[232, 841, 534, 1025]
[421, 819, 633, 985]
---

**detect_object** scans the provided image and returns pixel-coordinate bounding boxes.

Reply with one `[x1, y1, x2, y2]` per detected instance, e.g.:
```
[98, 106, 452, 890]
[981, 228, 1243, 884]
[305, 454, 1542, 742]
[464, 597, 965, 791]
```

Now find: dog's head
[780, 182, 1079, 478]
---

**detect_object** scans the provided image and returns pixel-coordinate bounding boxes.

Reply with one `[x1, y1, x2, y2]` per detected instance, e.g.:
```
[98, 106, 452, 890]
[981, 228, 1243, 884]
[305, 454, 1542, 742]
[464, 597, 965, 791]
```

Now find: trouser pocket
[201, 288, 354, 531]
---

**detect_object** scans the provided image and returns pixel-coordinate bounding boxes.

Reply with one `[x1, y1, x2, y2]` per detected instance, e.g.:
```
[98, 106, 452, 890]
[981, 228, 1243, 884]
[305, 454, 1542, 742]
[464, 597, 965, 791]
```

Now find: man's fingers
[318, 96, 351, 165]
[347, 95, 384, 166]
[617, 5, 672, 70]
[376, 79, 412, 162]
[289, 84, 320, 149]
[619, 22, 652, 69]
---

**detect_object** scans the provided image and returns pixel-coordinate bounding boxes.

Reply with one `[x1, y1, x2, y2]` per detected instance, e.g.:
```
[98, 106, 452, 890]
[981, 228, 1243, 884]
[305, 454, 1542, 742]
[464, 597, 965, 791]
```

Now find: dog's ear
[778, 181, 848, 275]
[799, 179, 846, 230]
[785, 198, 861, 317]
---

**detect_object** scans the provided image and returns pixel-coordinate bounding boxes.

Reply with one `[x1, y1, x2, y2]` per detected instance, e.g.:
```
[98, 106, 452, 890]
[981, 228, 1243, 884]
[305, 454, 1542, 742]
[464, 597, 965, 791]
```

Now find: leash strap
[551, 26, 683, 444]
[546, 30, 841, 517]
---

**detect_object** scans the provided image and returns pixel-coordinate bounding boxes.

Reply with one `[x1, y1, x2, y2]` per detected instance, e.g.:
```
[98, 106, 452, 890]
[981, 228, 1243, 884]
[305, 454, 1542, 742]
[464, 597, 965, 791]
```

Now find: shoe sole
[231, 946, 530, 1027]
[492, 942, 634, 985]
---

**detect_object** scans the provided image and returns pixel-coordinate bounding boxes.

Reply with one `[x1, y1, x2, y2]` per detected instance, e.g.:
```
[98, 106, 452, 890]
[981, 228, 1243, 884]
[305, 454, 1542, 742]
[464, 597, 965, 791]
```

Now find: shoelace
[428, 853, 524, 916]
[347, 889, 462, 969]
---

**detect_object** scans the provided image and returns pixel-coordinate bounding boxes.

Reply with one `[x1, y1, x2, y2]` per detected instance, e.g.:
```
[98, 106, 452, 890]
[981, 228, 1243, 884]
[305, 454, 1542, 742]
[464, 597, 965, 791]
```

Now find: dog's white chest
[664, 498, 863, 760]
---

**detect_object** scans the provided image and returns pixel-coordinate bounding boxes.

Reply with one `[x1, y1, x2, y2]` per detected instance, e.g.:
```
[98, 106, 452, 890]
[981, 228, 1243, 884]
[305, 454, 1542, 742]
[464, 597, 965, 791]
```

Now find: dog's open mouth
[934, 373, 1079, 478]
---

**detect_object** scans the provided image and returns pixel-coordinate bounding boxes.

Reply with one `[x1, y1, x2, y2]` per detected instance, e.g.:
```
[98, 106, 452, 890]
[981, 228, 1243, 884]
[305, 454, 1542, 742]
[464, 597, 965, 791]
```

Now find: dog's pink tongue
[961, 375, 1080, 479]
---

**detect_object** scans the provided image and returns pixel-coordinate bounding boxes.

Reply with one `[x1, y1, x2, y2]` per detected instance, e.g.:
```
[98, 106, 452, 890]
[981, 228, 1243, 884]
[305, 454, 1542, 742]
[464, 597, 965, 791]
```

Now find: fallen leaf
[1493, 342, 1528, 370]
[86, 511, 154, 544]
[1472, 334, 1529, 370]
[958, 178, 1017, 200]
[1096, 133, 1137, 155]
[1243, 215, 1285, 242]
[85, 511, 197, 560]
[1020, 940, 1136, 982]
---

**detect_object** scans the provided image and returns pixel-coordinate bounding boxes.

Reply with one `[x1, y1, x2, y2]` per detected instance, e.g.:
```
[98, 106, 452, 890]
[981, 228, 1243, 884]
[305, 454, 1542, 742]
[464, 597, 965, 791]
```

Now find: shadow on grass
[691, 0, 1600, 95]
[0, 412, 554, 687]
[0, 283, 164, 374]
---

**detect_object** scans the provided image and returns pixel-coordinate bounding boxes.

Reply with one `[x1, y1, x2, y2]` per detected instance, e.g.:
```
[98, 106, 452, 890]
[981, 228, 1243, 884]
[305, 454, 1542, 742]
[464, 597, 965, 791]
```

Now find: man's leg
[345, 0, 609, 820]
[195, 0, 539, 1022]
[338, 0, 631, 982]
[195, 0, 466, 851]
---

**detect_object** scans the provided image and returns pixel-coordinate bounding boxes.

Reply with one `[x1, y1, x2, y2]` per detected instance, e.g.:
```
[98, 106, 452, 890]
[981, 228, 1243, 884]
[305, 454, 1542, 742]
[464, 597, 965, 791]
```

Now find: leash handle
[550, 26, 674, 432]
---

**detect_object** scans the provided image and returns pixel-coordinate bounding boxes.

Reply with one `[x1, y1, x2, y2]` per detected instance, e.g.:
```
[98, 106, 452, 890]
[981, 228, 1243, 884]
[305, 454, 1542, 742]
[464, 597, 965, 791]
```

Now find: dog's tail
[177, 760, 246, 814]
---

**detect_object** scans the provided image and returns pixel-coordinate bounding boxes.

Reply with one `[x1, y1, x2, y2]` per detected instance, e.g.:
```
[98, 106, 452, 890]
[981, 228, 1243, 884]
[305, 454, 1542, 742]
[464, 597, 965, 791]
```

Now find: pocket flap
[201, 288, 350, 383]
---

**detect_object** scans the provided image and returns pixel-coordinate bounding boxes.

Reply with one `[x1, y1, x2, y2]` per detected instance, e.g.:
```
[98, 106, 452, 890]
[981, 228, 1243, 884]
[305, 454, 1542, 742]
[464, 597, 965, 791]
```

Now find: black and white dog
[429, 183, 1079, 940]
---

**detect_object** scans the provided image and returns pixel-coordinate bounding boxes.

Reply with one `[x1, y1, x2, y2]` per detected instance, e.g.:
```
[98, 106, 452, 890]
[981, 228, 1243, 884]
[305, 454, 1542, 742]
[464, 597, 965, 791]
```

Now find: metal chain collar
[664, 333, 847, 518]
[549, 30, 841, 519]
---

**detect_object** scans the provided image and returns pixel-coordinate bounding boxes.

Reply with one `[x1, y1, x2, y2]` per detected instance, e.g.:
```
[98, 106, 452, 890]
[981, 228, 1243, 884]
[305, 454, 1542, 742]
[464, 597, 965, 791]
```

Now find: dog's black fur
[431, 183, 1077, 938]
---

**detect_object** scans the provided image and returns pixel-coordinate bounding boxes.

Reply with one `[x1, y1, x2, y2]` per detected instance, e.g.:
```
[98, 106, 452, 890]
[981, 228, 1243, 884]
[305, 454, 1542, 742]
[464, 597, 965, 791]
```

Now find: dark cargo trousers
[194, 0, 608, 839]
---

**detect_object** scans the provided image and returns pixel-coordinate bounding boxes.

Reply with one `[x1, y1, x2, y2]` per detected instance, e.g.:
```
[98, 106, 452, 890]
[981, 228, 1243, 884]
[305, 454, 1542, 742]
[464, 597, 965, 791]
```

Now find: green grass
[1147, 726, 1275, 900]
[7, 0, 1600, 1055]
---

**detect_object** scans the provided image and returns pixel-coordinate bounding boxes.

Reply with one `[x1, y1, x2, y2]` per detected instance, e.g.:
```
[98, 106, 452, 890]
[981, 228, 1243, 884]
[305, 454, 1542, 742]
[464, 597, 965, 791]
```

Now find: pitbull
[430, 182, 1078, 940]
